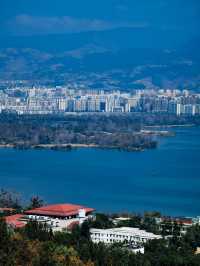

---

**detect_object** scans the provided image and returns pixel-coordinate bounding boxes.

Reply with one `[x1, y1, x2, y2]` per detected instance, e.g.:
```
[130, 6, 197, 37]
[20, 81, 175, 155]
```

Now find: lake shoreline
[0, 129, 176, 151]
[0, 143, 145, 152]
[1, 126, 196, 151]
[144, 124, 195, 128]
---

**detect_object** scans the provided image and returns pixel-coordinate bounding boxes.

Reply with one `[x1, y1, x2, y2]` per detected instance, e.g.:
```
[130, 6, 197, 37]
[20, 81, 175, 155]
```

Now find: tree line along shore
[0, 113, 199, 152]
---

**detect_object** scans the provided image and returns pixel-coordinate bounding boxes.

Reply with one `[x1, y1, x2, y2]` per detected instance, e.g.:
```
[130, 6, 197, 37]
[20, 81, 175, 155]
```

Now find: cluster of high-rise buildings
[0, 86, 200, 116]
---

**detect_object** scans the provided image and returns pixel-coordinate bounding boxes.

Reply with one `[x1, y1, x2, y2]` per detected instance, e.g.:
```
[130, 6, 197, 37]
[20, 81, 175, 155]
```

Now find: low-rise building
[5, 203, 95, 231]
[90, 227, 161, 246]
[24, 203, 95, 231]
[155, 216, 194, 234]
[113, 217, 131, 225]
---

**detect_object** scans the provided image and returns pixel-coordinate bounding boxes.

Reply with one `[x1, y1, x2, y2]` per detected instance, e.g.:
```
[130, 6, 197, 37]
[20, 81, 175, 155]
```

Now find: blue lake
[0, 126, 199, 217]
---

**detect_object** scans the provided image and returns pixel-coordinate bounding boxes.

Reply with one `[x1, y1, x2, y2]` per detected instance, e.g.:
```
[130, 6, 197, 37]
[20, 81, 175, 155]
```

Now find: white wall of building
[90, 227, 161, 245]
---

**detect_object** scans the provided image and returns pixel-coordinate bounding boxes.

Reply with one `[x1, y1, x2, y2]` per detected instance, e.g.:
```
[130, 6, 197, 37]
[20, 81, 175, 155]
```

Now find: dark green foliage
[28, 196, 44, 209]
[53, 231, 72, 245]
[0, 113, 184, 151]
[184, 225, 200, 250]
[0, 189, 21, 209]
[89, 213, 114, 229]
[140, 216, 160, 234]
[24, 221, 53, 241]
[1, 211, 200, 265]
[0, 218, 10, 245]
[0, 218, 14, 265]
[116, 215, 142, 228]
[0, 113, 199, 151]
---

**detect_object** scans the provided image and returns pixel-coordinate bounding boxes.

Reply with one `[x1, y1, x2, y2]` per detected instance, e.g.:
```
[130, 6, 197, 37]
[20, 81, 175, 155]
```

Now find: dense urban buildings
[0, 86, 200, 116]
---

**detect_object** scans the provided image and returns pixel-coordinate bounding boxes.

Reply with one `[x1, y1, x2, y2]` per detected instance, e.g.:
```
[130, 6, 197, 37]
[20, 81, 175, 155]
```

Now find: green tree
[24, 221, 53, 241]
[29, 195, 44, 209]
[91, 213, 114, 229]
[0, 218, 12, 265]
[0, 189, 21, 209]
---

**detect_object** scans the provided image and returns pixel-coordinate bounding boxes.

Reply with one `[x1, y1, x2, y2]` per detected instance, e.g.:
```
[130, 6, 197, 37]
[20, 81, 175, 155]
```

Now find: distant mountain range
[0, 27, 199, 90]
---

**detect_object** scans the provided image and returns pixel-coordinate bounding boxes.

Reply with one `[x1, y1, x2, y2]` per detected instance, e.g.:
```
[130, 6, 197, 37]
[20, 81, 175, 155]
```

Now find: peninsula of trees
[0, 113, 199, 152]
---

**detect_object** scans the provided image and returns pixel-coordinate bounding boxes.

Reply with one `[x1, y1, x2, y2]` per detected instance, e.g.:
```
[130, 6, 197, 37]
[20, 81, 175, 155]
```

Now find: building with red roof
[5, 214, 26, 229]
[23, 203, 95, 232]
[4, 203, 95, 232]
[24, 203, 94, 219]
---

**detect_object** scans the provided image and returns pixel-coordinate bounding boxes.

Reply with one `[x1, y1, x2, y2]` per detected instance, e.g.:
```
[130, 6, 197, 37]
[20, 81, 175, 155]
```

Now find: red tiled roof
[177, 219, 193, 225]
[24, 203, 94, 217]
[162, 217, 193, 225]
[5, 214, 26, 228]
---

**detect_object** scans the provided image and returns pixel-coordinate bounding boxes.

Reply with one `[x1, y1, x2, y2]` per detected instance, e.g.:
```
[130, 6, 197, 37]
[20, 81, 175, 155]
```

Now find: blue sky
[0, 0, 199, 37]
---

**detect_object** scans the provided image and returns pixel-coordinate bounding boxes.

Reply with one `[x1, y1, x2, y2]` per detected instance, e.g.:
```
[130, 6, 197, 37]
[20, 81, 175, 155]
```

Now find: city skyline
[1, 86, 200, 116]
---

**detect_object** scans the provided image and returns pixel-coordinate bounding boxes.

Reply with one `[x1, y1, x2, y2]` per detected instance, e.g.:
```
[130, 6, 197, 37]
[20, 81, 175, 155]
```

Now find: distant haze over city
[0, 0, 199, 89]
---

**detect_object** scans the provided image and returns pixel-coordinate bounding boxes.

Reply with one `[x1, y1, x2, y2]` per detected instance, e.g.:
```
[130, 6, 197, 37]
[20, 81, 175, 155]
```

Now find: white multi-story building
[58, 98, 67, 111]
[90, 227, 161, 246]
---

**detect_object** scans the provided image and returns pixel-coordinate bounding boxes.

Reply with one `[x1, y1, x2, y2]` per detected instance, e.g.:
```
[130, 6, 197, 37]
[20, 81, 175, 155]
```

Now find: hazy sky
[0, 0, 199, 36]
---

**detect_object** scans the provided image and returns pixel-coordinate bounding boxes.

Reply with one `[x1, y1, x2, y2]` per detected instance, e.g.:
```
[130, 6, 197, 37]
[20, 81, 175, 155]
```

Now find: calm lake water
[0, 126, 199, 217]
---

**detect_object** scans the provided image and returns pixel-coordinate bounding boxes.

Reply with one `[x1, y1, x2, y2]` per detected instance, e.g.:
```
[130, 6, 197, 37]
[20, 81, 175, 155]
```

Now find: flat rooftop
[90, 227, 161, 238]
